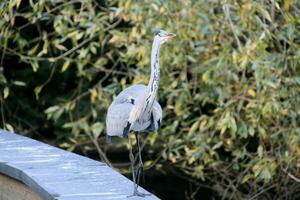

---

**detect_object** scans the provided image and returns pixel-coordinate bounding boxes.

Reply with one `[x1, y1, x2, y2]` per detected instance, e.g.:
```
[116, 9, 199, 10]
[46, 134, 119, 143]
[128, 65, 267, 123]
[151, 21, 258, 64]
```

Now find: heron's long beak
[166, 32, 176, 39]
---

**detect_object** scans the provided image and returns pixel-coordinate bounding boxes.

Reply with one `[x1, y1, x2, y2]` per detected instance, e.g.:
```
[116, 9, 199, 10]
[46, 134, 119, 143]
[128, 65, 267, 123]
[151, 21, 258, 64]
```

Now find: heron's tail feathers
[122, 122, 131, 138]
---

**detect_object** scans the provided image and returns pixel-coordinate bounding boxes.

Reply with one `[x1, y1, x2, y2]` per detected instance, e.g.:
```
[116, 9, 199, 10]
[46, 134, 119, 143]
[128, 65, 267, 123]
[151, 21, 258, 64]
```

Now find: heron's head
[155, 29, 176, 44]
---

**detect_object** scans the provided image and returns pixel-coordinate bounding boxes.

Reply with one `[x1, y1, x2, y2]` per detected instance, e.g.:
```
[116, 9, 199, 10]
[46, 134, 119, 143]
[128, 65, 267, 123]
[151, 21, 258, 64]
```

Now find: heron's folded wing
[149, 100, 162, 131]
[153, 100, 162, 120]
[106, 103, 133, 136]
[113, 84, 147, 105]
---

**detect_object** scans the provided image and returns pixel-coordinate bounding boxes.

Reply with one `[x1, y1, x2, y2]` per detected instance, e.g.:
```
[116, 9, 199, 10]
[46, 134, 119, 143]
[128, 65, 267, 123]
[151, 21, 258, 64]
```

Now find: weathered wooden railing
[0, 130, 159, 200]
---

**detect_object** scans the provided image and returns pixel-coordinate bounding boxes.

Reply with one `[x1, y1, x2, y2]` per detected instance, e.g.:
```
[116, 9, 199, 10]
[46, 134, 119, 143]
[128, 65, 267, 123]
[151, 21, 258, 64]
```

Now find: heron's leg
[126, 134, 150, 198]
[134, 133, 151, 196]
[135, 132, 143, 186]
[127, 135, 145, 198]
[128, 136, 137, 190]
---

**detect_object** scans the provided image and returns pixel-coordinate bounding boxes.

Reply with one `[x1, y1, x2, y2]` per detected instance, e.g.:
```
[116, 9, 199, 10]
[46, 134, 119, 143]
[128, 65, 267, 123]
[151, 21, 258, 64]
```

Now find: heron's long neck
[148, 40, 161, 91]
[145, 39, 161, 111]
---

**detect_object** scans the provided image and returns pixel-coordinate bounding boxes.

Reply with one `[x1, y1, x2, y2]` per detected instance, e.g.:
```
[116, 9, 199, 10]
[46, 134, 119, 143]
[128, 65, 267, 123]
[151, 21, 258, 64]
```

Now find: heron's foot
[127, 190, 151, 198]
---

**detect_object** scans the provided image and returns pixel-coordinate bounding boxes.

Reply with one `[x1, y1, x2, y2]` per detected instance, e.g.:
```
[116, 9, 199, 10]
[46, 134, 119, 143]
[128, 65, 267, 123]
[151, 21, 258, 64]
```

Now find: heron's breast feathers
[128, 103, 144, 124]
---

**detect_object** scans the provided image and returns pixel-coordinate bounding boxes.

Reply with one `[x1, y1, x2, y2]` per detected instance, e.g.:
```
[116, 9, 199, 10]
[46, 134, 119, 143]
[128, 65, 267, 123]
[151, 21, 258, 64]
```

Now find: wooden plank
[0, 130, 159, 200]
[0, 173, 42, 200]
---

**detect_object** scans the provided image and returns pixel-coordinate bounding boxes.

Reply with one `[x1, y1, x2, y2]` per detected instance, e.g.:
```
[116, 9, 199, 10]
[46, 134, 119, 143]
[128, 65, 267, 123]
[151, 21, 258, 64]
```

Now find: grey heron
[106, 29, 175, 197]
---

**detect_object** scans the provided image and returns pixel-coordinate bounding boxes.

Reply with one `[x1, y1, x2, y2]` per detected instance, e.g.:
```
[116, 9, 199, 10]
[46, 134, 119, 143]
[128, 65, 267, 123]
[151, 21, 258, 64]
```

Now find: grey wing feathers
[106, 84, 147, 136]
[113, 84, 147, 105]
[106, 103, 133, 136]
[151, 101, 163, 131]
[153, 101, 162, 120]
[106, 84, 162, 136]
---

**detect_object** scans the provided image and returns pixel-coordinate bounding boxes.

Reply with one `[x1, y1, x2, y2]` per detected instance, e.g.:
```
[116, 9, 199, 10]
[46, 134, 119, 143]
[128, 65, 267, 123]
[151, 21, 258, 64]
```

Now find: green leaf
[229, 116, 237, 137]
[249, 126, 255, 137]
[16, 0, 22, 8]
[28, 43, 39, 55]
[63, 121, 77, 129]
[34, 86, 43, 100]
[238, 123, 248, 138]
[53, 108, 64, 121]
[263, 80, 277, 88]
[0, 74, 7, 84]
[258, 126, 267, 139]
[212, 141, 223, 150]
[241, 174, 252, 184]
[187, 120, 199, 137]
[91, 122, 104, 139]
[30, 60, 39, 72]
[259, 168, 271, 181]
[148, 132, 158, 146]
[45, 105, 60, 114]
[95, 58, 108, 68]
[13, 81, 26, 86]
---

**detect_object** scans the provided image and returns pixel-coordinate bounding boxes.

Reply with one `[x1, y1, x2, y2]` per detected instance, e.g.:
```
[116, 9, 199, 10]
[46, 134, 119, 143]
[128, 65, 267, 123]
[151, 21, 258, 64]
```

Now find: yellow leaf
[34, 86, 43, 100]
[242, 3, 252, 12]
[258, 145, 263, 158]
[188, 157, 196, 165]
[91, 46, 97, 54]
[247, 88, 256, 97]
[5, 123, 14, 132]
[220, 126, 227, 135]
[144, 161, 153, 168]
[148, 132, 157, 146]
[226, 139, 232, 147]
[138, 46, 146, 59]
[3, 87, 9, 99]
[61, 59, 70, 72]
[284, 0, 289, 11]
[199, 119, 207, 129]
[30, 60, 39, 72]
[120, 78, 126, 88]
[241, 174, 252, 184]
[188, 121, 199, 137]
[170, 157, 176, 163]
[258, 7, 272, 22]
[202, 71, 210, 83]
[171, 80, 177, 88]
[184, 146, 190, 153]
[90, 88, 97, 103]
[16, 0, 21, 8]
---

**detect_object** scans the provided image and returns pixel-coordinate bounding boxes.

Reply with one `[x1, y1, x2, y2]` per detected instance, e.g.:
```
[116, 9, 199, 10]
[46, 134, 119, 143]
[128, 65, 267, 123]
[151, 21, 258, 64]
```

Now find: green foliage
[1, 0, 300, 198]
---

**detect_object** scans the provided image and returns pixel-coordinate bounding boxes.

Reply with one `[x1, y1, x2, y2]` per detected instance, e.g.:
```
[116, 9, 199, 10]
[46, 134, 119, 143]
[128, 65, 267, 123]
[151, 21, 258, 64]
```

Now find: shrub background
[1, 0, 300, 199]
